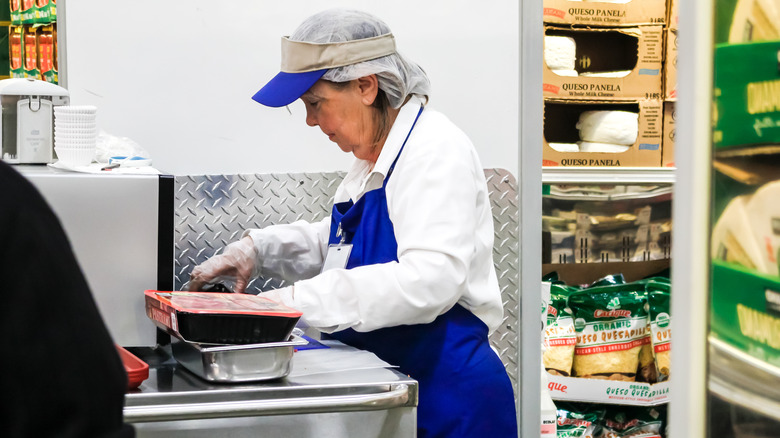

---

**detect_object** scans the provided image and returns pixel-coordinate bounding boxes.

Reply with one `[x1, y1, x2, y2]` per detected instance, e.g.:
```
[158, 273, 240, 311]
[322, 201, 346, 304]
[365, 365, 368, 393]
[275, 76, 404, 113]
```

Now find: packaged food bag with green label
[568, 284, 649, 381]
[647, 285, 671, 381]
[634, 279, 668, 383]
[599, 405, 665, 438]
[544, 284, 577, 376]
[556, 402, 604, 438]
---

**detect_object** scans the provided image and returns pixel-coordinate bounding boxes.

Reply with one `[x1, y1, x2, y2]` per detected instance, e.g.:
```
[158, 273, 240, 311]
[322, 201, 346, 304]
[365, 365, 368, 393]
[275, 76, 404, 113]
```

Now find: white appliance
[0, 78, 70, 164]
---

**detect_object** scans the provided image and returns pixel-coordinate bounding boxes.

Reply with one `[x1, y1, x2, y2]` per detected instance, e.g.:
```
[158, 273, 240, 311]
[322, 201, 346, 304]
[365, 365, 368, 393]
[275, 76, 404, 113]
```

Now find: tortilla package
[544, 284, 577, 376]
[647, 284, 671, 381]
[568, 284, 649, 381]
[635, 278, 669, 383]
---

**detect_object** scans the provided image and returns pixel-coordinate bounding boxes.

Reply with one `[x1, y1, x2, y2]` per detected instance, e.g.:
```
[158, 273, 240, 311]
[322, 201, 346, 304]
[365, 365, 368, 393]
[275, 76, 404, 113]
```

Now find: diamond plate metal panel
[174, 172, 345, 292]
[173, 170, 518, 394]
[485, 169, 520, 395]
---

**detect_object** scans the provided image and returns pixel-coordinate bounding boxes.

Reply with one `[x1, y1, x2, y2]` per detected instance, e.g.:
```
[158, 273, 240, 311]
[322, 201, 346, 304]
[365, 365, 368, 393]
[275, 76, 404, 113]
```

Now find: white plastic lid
[0, 78, 69, 96]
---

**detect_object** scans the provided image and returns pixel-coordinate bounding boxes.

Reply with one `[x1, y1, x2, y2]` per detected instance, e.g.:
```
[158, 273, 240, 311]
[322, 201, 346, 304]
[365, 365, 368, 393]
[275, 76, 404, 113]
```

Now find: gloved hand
[189, 236, 259, 293]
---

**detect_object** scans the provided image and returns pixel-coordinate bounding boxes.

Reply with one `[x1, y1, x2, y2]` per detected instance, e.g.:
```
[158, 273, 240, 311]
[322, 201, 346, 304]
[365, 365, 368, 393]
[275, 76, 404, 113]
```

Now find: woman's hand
[188, 236, 258, 293]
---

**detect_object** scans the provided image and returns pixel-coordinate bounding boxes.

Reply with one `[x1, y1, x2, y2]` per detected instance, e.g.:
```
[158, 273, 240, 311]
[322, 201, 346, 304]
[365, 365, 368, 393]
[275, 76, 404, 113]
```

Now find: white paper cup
[55, 121, 98, 130]
[54, 105, 97, 115]
[55, 127, 98, 136]
[56, 132, 98, 141]
[55, 147, 95, 166]
[55, 138, 97, 149]
[55, 114, 97, 123]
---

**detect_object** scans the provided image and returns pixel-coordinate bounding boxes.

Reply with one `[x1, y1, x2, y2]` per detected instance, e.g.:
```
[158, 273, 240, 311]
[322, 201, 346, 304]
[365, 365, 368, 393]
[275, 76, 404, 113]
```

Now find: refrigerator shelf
[546, 372, 669, 406]
[709, 336, 780, 423]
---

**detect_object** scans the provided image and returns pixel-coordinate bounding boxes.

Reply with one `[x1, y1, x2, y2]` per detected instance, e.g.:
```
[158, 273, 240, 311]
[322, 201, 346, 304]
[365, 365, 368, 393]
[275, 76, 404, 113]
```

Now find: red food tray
[144, 290, 303, 344]
[116, 345, 149, 391]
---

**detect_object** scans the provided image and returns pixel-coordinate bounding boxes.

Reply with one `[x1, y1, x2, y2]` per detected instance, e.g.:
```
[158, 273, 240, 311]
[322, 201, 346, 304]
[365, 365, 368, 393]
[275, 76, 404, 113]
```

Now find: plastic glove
[189, 236, 259, 293]
[260, 285, 295, 308]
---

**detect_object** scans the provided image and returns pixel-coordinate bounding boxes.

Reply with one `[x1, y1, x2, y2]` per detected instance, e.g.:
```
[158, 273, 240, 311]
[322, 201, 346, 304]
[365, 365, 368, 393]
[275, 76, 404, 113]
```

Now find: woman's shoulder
[412, 107, 475, 152]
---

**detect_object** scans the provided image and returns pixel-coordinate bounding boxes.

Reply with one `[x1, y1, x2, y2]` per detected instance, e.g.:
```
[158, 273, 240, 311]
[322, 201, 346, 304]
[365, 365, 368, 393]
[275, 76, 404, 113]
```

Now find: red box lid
[144, 290, 303, 317]
[116, 345, 149, 391]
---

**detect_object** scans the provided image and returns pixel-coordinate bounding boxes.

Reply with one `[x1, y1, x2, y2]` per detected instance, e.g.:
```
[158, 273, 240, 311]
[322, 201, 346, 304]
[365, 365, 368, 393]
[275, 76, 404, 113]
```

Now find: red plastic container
[144, 290, 302, 344]
[116, 345, 149, 391]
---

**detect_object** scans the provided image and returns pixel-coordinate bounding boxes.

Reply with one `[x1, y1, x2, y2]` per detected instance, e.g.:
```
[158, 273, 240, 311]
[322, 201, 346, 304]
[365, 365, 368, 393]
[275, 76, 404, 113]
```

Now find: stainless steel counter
[125, 342, 418, 438]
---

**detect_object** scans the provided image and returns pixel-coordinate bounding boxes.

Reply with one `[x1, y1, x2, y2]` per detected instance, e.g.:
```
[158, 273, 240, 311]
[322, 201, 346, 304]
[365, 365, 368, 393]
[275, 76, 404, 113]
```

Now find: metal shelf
[542, 167, 676, 184]
[709, 336, 780, 423]
[548, 373, 669, 406]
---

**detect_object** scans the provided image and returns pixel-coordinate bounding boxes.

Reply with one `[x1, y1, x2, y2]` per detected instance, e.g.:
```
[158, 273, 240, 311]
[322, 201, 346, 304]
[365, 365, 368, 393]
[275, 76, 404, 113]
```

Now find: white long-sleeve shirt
[248, 96, 504, 334]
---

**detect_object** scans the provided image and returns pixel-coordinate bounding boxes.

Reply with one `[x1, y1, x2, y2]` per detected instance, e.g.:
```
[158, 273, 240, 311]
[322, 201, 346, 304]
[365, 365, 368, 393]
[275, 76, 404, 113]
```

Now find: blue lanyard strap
[385, 105, 425, 182]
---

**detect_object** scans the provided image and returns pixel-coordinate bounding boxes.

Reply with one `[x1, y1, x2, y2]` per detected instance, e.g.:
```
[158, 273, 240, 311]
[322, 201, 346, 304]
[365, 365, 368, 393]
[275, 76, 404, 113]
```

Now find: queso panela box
[543, 98, 663, 168]
[544, 25, 663, 100]
[544, 0, 666, 27]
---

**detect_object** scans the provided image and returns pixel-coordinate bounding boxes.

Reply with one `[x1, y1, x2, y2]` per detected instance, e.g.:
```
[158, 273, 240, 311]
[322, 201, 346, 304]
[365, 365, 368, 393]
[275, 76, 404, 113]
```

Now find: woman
[190, 9, 517, 437]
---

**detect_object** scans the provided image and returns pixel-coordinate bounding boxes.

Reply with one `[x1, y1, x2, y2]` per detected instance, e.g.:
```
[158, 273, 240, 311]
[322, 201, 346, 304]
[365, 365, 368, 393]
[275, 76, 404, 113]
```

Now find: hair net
[290, 9, 431, 108]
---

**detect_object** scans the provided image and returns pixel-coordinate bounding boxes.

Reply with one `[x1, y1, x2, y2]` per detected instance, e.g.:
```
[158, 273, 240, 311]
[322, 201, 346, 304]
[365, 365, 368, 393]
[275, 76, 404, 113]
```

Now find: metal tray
[171, 335, 308, 383]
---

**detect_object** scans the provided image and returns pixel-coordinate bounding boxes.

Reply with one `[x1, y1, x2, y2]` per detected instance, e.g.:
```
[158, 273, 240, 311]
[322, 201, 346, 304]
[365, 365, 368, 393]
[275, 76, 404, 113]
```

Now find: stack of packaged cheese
[542, 0, 670, 168]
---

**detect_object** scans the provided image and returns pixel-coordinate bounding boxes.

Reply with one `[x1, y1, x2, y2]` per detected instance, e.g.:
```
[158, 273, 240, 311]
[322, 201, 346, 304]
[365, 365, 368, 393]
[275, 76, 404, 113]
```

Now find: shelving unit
[709, 337, 780, 423]
[539, 0, 677, 431]
[543, 167, 676, 184]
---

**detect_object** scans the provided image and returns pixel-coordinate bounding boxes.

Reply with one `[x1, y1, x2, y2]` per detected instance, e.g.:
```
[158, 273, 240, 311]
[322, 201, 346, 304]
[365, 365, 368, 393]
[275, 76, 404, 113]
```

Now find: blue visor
[251, 69, 328, 107]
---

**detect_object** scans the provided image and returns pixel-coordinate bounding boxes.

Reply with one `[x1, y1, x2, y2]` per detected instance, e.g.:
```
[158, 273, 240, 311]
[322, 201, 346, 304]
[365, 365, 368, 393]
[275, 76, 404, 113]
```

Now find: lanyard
[386, 105, 425, 182]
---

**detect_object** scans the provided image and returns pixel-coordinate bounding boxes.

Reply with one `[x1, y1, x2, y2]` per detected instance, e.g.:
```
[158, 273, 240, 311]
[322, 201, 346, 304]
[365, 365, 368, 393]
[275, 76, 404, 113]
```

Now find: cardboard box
[662, 101, 676, 167]
[667, 0, 678, 30]
[544, 25, 663, 100]
[713, 41, 780, 150]
[547, 373, 669, 405]
[543, 98, 664, 168]
[711, 261, 780, 364]
[542, 259, 670, 286]
[543, 0, 666, 27]
[664, 29, 677, 100]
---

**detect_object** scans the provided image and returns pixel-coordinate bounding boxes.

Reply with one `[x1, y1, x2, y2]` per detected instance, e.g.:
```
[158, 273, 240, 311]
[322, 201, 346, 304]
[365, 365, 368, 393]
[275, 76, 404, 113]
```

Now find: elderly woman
[190, 9, 517, 437]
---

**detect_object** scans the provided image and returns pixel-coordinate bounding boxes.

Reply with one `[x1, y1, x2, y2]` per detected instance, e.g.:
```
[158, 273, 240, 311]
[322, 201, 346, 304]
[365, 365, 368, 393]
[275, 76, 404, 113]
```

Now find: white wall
[61, 0, 518, 176]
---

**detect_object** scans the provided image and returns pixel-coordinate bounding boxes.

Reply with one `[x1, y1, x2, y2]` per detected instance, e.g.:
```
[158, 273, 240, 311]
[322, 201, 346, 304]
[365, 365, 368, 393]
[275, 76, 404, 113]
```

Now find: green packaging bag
[544, 284, 577, 376]
[568, 283, 649, 381]
[555, 402, 605, 438]
[647, 283, 671, 381]
[600, 405, 665, 437]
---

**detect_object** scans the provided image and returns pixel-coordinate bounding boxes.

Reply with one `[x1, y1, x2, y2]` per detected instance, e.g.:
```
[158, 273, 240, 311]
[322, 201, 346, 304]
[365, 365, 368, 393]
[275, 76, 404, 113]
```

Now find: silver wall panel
[19, 166, 162, 347]
[173, 170, 518, 393]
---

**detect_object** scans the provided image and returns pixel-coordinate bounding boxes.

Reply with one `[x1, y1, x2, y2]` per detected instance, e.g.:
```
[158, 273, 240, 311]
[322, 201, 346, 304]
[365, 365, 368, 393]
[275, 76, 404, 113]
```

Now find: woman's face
[300, 78, 380, 162]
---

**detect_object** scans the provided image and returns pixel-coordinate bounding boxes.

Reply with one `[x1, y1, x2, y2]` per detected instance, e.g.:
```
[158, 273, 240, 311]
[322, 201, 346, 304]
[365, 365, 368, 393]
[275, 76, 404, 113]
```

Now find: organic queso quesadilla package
[567, 284, 649, 381]
[635, 278, 669, 383]
[647, 283, 671, 381]
[544, 284, 578, 376]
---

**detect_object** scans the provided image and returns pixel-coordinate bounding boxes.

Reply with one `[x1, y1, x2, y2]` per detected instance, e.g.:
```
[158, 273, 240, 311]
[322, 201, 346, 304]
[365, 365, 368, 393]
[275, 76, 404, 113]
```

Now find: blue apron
[327, 107, 518, 437]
